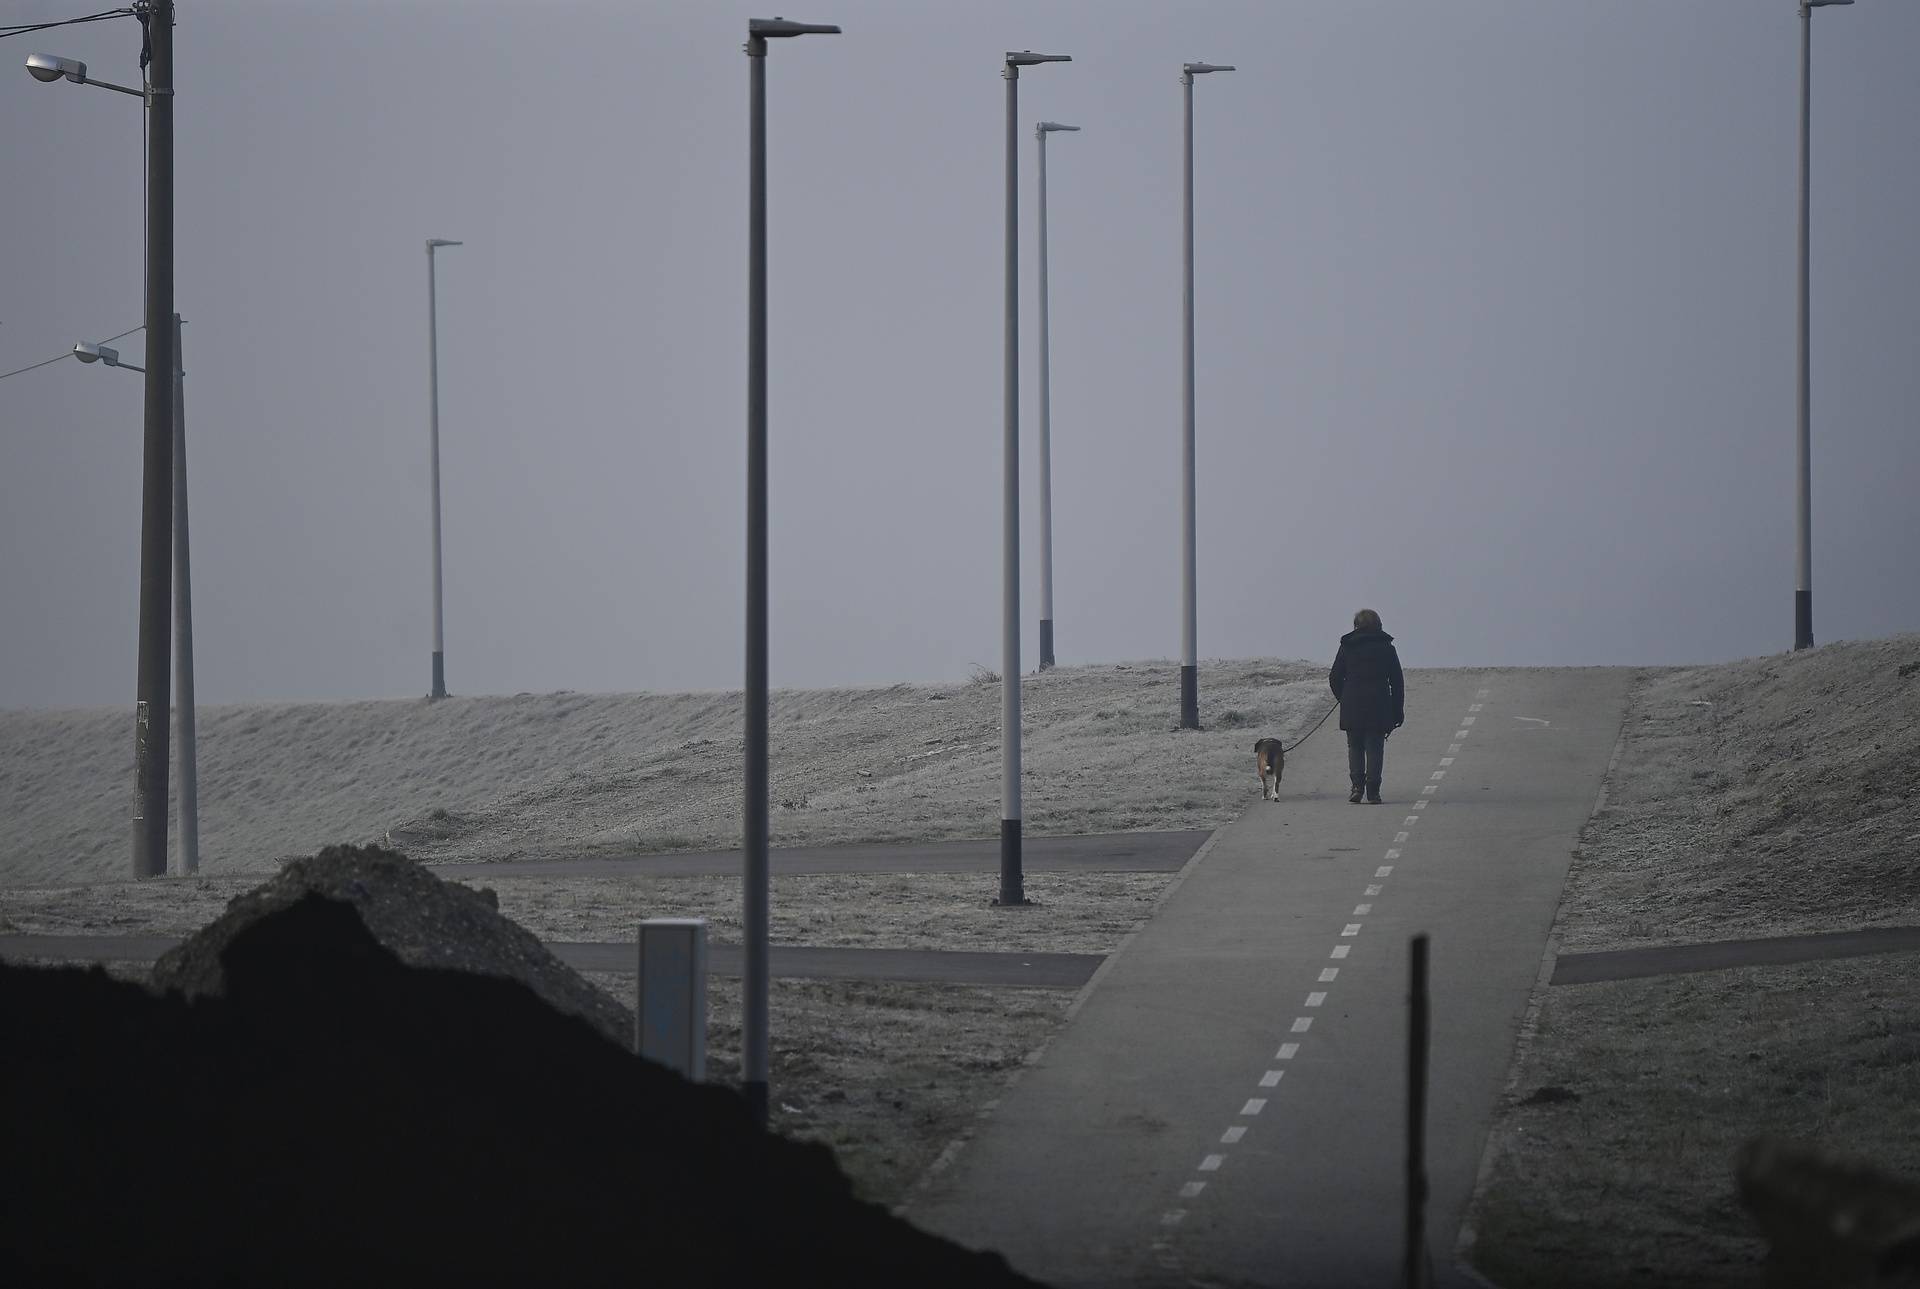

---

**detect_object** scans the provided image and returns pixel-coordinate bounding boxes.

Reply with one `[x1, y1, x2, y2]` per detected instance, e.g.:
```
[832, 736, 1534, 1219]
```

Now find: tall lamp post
[74, 325, 198, 876]
[1000, 51, 1071, 909]
[27, 2, 178, 880]
[1179, 61, 1232, 730]
[745, 14, 840, 1131]
[426, 237, 462, 699]
[1036, 120, 1079, 672]
[1795, 0, 1852, 651]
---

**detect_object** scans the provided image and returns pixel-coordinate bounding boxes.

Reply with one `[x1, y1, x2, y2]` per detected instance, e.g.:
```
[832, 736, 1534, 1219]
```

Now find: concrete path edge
[893, 823, 1228, 1221]
[1449, 694, 1634, 1285]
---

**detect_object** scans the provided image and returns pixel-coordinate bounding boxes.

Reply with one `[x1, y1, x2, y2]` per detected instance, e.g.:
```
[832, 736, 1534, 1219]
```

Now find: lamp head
[1806, 1, 1855, 6]
[1183, 62, 1236, 76]
[1007, 51, 1071, 67]
[26, 53, 86, 84]
[1037, 121, 1081, 134]
[73, 342, 118, 366]
[749, 17, 841, 37]
[427, 239, 463, 250]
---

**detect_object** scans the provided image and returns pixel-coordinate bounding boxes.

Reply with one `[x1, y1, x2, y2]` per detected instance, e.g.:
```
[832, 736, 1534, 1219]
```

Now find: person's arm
[1329, 646, 1346, 699]
[1389, 646, 1405, 727]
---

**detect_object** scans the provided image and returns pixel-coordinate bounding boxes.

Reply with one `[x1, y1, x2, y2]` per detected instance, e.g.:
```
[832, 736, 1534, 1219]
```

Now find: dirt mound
[0, 895, 1042, 1287]
[152, 843, 633, 1046]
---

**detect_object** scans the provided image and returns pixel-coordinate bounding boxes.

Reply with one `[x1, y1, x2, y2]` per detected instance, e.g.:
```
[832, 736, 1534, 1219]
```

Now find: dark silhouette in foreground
[0, 894, 1043, 1287]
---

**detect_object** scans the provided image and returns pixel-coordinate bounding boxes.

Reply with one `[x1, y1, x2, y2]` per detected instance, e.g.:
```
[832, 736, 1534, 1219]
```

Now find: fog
[3, 0, 1916, 710]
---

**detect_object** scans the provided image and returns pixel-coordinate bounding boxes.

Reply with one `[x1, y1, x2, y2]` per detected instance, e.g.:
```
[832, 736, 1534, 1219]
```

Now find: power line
[0, 324, 144, 383]
[0, 9, 135, 41]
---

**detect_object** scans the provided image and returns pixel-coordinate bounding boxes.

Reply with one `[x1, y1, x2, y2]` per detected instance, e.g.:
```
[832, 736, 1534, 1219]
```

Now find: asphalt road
[903, 667, 1634, 1289]
[426, 829, 1209, 879]
[0, 934, 1102, 989]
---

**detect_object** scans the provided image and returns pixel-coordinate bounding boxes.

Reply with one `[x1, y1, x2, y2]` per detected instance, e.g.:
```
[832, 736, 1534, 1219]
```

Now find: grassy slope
[0, 658, 1334, 887]
[1467, 634, 1920, 1287]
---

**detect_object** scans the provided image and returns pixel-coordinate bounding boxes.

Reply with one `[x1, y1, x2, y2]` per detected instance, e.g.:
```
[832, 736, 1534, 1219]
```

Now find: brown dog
[1254, 738, 1285, 802]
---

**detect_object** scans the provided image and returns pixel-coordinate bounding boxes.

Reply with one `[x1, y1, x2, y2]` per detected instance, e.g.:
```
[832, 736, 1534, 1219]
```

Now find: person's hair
[1353, 608, 1382, 633]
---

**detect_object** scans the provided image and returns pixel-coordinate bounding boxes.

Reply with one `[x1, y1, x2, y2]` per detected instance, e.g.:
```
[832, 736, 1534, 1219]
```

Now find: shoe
[1365, 790, 1382, 805]
[1348, 786, 1363, 804]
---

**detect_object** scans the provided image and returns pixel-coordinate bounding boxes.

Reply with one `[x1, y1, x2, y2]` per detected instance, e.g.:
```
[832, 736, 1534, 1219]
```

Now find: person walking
[1329, 608, 1405, 804]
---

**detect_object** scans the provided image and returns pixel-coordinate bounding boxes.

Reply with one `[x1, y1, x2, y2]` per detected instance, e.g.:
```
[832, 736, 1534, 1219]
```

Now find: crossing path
[903, 667, 1633, 1288]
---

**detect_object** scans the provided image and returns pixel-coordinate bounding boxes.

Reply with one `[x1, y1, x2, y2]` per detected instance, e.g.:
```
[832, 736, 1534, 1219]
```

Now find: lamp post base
[995, 818, 1030, 906]
[1039, 619, 1054, 670]
[430, 652, 446, 700]
[1180, 664, 1199, 729]
[1794, 590, 1813, 652]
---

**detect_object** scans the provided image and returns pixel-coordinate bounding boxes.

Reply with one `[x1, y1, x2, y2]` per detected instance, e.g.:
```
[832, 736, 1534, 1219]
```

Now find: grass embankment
[1468, 635, 1920, 1287]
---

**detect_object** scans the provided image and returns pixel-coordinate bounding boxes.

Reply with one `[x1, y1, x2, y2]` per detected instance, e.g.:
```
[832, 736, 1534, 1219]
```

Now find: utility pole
[132, 0, 176, 879]
[171, 312, 198, 874]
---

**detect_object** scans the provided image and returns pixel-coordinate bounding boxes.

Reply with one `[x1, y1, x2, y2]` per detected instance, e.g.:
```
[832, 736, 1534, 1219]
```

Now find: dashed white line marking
[1221, 1126, 1246, 1145]
[1448, 744, 1462, 754]
[1376, 865, 1394, 877]
[1276, 1043, 1301, 1059]
[1468, 704, 1483, 712]
[1162, 1209, 1188, 1226]
[1200, 1155, 1225, 1172]
[1440, 757, 1455, 766]
[1261, 1069, 1285, 1086]
[1403, 816, 1419, 826]
[1462, 716, 1477, 725]
[1319, 967, 1339, 982]
[1430, 770, 1446, 781]
[1364, 884, 1382, 897]
[1291, 1015, 1313, 1032]
[1330, 946, 1350, 960]
[1179, 1182, 1206, 1199]
[1385, 848, 1402, 860]
[1354, 904, 1373, 916]
[1476, 688, 1489, 697]
[1241, 1098, 1267, 1115]
[1394, 831, 1409, 843]
[1413, 800, 1428, 810]
[1455, 730, 1470, 739]
[1421, 785, 1437, 795]
[1306, 991, 1327, 1007]
[1341, 924, 1362, 937]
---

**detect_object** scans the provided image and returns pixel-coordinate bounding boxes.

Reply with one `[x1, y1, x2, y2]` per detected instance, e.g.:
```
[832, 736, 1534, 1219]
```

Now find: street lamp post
[1795, 0, 1852, 651]
[1000, 51, 1070, 910]
[27, 0, 178, 880]
[1036, 121, 1079, 673]
[75, 323, 198, 876]
[425, 238, 462, 700]
[745, 14, 840, 1132]
[1179, 61, 1232, 730]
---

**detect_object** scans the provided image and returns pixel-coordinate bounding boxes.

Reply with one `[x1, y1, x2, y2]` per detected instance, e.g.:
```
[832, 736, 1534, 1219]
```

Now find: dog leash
[1280, 701, 1341, 754]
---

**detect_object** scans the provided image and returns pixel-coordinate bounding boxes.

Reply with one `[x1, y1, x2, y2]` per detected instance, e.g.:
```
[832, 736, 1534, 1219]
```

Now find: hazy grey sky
[3, 0, 1916, 710]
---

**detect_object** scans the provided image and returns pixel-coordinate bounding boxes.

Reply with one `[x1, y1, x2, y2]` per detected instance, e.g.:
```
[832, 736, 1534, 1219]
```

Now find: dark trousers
[1346, 729, 1385, 790]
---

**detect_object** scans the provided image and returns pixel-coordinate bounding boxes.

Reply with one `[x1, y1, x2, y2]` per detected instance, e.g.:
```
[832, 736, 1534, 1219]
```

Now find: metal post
[1794, 1, 1814, 651]
[170, 313, 198, 875]
[426, 242, 449, 698]
[744, 28, 773, 1131]
[1405, 933, 1431, 1289]
[739, 11, 840, 1134]
[999, 60, 1026, 907]
[1037, 124, 1055, 672]
[1179, 69, 1199, 729]
[132, 0, 176, 880]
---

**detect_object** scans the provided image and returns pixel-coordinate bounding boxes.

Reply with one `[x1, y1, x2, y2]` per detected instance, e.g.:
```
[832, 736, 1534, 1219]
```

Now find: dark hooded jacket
[1329, 629, 1404, 734]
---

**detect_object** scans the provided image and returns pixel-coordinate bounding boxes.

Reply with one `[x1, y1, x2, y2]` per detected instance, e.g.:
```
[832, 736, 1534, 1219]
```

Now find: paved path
[0, 934, 1102, 989]
[904, 667, 1633, 1288]
[425, 830, 1208, 879]
[1551, 924, 1920, 985]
